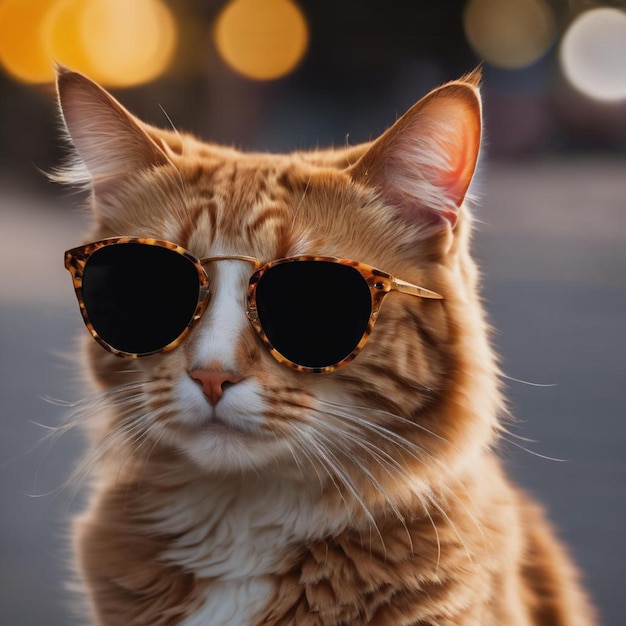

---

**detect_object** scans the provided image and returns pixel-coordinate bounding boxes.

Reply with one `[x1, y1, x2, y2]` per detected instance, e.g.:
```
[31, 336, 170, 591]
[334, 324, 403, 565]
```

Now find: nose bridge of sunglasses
[195, 255, 263, 321]
[197, 254, 262, 300]
[198, 255, 262, 269]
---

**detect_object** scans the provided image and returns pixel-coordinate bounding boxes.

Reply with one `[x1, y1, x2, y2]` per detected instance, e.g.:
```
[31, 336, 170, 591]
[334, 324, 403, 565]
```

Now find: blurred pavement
[1, 158, 625, 624]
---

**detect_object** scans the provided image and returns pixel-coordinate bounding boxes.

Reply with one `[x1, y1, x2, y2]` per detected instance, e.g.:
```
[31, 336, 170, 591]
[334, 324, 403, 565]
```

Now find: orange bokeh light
[44, 0, 99, 79]
[0, 0, 177, 87]
[77, 0, 177, 87]
[0, 0, 56, 83]
[214, 0, 309, 81]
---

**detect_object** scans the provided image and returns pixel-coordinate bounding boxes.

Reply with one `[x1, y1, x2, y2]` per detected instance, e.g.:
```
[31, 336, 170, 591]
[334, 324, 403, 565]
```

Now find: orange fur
[56, 68, 596, 625]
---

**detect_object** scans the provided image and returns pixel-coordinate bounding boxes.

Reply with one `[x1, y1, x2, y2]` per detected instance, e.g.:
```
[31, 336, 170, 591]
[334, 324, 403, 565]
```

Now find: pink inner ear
[426, 97, 482, 212]
[350, 82, 482, 235]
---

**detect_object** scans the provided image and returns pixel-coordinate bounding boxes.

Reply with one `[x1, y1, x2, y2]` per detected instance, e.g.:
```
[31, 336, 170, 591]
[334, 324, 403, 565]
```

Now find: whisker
[406, 380, 437, 394]
[31, 382, 152, 506]
[295, 424, 384, 550]
[291, 427, 351, 514]
[424, 491, 473, 564]
[314, 403, 434, 470]
[419, 496, 441, 571]
[290, 175, 311, 225]
[304, 409, 428, 554]
[310, 398, 486, 563]
[317, 398, 449, 445]
[28, 384, 146, 495]
[501, 374, 558, 388]
[320, 436, 417, 542]
[283, 433, 325, 488]
[309, 411, 405, 475]
[312, 420, 403, 505]
[501, 436, 567, 463]
[131, 421, 170, 490]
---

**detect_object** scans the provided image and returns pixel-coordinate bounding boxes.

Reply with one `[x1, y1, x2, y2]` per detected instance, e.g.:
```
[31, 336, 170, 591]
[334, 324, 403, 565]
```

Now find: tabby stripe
[184, 164, 211, 187]
[246, 207, 288, 238]
[177, 203, 217, 250]
[360, 363, 434, 397]
[403, 306, 440, 350]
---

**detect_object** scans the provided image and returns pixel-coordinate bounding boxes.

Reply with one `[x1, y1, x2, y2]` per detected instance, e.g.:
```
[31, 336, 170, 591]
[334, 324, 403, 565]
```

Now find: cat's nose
[189, 369, 243, 405]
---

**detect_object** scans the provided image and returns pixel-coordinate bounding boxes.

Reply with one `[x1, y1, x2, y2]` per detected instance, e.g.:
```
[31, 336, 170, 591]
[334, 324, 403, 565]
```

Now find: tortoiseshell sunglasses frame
[65, 237, 443, 373]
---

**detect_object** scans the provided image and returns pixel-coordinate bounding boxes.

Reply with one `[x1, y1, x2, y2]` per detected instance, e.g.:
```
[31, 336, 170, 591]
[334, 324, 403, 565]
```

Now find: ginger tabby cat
[55, 67, 596, 625]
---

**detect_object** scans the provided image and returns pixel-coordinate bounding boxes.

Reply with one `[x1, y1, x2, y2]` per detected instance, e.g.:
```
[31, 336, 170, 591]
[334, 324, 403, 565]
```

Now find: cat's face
[58, 69, 499, 492]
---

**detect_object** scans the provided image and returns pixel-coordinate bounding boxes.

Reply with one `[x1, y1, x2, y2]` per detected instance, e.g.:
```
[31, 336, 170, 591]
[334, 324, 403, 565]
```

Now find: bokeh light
[77, 0, 177, 87]
[0, 0, 55, 83]
[44, 0, 100, 80]
[46, 0, 177, 88]
[0, 0, 177, 87]
[560, 8, 626, 102]
[214, 0, 309, 81]
[464, 0, 555, 69]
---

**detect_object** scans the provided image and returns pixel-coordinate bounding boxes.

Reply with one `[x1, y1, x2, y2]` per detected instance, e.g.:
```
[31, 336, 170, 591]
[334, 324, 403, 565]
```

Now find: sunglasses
[64, 237, 443, 373]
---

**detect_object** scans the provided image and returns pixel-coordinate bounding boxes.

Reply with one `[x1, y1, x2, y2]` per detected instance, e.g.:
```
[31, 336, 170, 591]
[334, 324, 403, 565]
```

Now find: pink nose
[189, 369, 243, 405]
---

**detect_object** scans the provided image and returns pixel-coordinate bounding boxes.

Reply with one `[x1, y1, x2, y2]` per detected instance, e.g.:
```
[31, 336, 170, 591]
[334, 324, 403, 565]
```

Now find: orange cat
[56, 67, 596, 625]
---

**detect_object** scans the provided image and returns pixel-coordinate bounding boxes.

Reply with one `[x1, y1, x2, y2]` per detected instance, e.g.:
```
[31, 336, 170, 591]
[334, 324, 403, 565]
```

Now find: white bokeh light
[560, 8, 626, 102]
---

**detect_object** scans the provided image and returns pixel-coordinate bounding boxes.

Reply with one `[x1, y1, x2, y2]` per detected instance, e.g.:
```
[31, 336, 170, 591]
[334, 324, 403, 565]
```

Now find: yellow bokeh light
[44, 0, 101, 80]
[560, 8, 626, 102]
[0, 0, 56, 83]
[79, 0, 177, 87]
[464, 0, 555, 69]
[0, 0, 177, 87]
[214, 0, 309, 81]
[47, 0, 177, 88]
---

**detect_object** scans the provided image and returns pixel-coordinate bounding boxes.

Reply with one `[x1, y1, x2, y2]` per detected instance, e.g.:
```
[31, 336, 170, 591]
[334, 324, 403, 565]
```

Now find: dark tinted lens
[82, 243, 200, 354]
[255, 260, 372, 368]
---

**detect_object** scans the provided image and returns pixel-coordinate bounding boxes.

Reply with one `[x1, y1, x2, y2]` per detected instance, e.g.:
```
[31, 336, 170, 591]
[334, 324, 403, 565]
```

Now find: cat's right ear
[55, 66, 171, 193]
[348, 73, 482, 240]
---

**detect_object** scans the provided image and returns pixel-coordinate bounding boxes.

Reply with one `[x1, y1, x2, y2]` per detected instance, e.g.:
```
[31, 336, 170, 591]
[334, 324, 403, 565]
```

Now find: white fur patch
[180, 579, 272, 626]
[191, 261, 250, 371]
[173, 376, 265, 431]
[170, 373, 272, 473]
[152, 477, 346, 626]
[145, 255, 355, 623]
[170, 256, 276, 471]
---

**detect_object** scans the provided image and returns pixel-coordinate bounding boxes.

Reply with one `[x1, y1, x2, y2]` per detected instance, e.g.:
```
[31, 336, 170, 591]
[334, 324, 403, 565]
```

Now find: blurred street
[1, 157, 624, 624]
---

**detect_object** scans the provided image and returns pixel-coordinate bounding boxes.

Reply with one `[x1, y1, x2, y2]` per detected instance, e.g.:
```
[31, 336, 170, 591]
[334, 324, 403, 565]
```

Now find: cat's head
[57, 68, 499, 500]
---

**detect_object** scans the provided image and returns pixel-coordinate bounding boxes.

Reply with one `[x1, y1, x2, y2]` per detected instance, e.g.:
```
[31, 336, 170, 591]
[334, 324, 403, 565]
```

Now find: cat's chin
[155, 376, 295, 474]
[173, 428, 297, 475]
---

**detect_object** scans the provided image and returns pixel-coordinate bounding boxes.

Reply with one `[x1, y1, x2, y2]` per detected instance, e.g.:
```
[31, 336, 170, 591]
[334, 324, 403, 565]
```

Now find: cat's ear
[55, 66, 171, 192]
[349, 72, 482, 236]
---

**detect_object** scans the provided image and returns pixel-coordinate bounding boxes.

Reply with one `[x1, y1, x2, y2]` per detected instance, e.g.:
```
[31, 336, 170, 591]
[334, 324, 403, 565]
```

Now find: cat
[54, 66, 597, 625]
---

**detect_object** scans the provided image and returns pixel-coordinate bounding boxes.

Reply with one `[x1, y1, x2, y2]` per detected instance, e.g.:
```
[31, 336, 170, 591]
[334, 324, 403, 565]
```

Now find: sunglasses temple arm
[391, 277, 443, 300]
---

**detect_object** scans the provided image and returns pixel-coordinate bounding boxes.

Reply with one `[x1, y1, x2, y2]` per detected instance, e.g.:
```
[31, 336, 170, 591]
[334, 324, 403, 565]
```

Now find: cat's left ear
[55, 66, 171, 193]
[349, 72, 482, 236]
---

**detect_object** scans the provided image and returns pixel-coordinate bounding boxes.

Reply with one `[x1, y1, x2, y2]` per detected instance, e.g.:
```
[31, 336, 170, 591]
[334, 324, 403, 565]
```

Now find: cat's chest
[149, 476, 335, 625]
[179, 578, 273, 626]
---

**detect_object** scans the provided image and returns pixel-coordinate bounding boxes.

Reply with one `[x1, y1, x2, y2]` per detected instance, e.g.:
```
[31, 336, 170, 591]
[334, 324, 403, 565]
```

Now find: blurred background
[1, 0, 625, 623]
